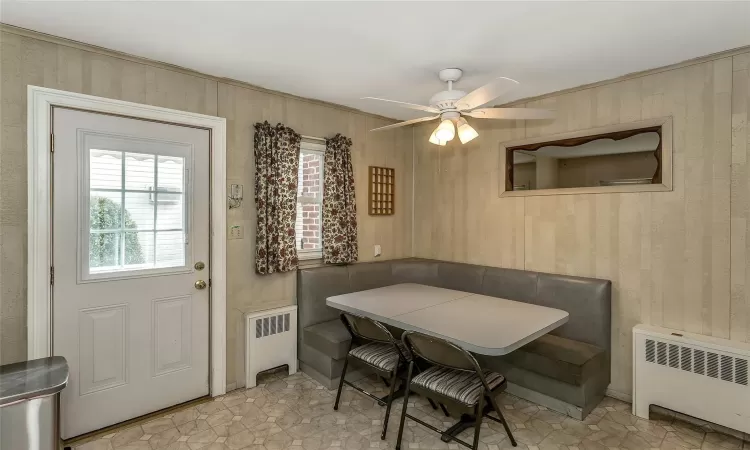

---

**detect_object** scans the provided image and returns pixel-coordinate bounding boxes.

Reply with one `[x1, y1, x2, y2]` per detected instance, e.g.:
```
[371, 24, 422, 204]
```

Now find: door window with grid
[295, 141, 325, 260]
[82, 136, 192, 280]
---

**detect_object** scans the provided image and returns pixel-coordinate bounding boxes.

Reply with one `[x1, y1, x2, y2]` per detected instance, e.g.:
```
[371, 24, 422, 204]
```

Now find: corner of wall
[411, 125, 416, 258]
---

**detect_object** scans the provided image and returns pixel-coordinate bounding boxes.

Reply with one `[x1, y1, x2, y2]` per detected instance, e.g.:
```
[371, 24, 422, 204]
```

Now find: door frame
[26, 85, 227, 397]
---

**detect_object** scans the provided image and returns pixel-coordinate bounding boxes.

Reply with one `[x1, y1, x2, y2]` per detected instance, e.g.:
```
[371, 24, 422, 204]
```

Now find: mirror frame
[499, 117, 673, 197]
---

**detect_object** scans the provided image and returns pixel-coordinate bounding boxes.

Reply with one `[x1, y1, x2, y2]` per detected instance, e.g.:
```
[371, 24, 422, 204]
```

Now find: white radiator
[244, 305, 298, 388]
[633, 324, 750, 433]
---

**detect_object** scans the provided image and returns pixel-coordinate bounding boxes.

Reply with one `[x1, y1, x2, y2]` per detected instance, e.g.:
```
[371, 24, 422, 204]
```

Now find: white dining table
[326, 283, 569, 356]
[327, 283, 570, 442]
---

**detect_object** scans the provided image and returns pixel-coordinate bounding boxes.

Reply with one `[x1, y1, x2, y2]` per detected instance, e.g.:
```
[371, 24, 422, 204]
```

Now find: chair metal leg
[380, 369, 399, 440]
[333, 356, 349, 411]
[440, 403, 450, 417]
[487, 393, 517, 446]
[472, 395, 485, 450]
[395, 362, 414, 450]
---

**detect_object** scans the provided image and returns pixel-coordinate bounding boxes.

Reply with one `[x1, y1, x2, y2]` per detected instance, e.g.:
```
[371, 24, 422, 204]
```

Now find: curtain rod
[301, 135, 326, 142]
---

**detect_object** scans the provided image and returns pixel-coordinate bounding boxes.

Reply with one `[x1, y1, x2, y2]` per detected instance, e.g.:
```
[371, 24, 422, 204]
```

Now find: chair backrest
[340, 312, 395, 345]
[402, 331, 482, 374]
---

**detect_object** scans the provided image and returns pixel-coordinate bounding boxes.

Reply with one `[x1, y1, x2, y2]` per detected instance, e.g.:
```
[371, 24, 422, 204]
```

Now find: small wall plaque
[368, 166, 394, 215]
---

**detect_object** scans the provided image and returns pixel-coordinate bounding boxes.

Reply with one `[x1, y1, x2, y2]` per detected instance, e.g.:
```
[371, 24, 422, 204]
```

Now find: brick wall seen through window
[295, 142, 324, 259]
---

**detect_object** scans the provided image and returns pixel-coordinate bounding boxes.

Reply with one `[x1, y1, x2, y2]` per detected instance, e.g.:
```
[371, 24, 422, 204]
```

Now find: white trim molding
[27, 85, 228, 397]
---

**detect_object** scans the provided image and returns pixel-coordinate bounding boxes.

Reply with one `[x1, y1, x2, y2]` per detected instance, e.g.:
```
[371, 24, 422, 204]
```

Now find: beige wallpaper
[2, 26, 748, 398]
[413, 52, 750, 397]
[0, 29, 413, 386]
[220, 83, 413, 384]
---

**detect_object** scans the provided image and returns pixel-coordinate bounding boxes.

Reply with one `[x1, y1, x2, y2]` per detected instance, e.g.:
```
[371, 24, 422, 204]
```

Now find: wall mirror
[500, 117, 672, 197]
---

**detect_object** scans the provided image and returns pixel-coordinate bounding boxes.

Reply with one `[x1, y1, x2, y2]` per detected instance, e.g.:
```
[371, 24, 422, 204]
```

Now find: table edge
[326, 297, 569, 356]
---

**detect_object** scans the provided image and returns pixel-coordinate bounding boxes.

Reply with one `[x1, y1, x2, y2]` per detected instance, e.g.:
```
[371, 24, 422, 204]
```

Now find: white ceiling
[2, 1, 748, 120]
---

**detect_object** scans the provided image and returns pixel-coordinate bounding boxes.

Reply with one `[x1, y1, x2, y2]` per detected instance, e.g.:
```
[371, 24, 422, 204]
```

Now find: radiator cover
[244, 305, 298, 388]
[633, 324, 750, 433]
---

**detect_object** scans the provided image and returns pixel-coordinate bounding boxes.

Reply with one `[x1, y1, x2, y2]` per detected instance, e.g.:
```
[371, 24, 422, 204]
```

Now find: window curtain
[254, 121, 301, 274]
[322, 134, 358, 264]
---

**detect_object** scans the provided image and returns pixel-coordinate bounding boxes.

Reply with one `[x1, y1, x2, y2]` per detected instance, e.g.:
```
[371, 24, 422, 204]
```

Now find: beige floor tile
[211, 420, 247, 437]
[224, 429, 255, 449]
[75, 439, 114, 450]
[177, 419, 212, 436]
[171, 408, 201, 427]
[141, 417, 176, 435]
[109, 425, 145, 448]
[68, 371, 749, 450]
[205, 409, 235, 428]
[113, 442, 151, 450]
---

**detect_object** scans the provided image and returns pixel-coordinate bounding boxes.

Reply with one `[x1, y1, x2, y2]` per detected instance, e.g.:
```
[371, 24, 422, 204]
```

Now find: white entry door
[52, 108, 210, 439]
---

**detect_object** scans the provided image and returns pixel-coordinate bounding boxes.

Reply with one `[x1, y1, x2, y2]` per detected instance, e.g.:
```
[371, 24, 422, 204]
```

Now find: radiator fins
[737, 359, 748, 386]
[644, 338, 748, 387]
[255, 313, 292, 339]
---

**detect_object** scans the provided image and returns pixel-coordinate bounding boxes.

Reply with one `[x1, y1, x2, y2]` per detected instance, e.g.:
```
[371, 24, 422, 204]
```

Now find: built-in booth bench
[297, 258, 611, 420]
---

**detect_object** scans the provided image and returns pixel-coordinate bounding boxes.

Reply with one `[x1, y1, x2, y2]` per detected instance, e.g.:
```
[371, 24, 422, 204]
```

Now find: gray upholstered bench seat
[498, 334, 607, 386]
[297, 258, 611, 420]
[303, 319, 351, 360]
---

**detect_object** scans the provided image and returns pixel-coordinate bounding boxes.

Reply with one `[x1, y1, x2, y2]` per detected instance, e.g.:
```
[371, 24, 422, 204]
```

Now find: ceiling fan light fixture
[456, 118, 479, 144]
[434, 119, 455, 142]
[429, 130, 447, 146]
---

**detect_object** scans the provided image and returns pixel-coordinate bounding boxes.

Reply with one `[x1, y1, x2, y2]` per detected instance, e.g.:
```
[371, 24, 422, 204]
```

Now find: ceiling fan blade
[455, 77, 519, 110]
[362, 97, 439, 113]
[465, 108, 555, 120]
[370, 116, 439, 132]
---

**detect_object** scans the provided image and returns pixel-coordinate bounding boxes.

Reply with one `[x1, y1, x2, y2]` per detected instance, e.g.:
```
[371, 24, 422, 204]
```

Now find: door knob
[195, 280, 207, 290]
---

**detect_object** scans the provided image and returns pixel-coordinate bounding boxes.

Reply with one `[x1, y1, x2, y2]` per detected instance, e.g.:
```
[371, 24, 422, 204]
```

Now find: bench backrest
[297, 258, 611, 352]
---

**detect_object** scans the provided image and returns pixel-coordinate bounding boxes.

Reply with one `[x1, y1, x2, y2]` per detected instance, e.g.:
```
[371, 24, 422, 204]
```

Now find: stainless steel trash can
[0, 357, 69, 450]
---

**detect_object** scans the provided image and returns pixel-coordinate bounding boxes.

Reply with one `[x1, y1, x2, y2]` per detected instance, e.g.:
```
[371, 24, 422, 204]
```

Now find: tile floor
[73, 370, 749, 450]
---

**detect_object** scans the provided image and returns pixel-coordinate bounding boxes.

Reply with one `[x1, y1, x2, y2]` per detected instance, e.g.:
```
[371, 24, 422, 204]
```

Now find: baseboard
[225, 382, 237, 393]
[605, 388, 632, 403]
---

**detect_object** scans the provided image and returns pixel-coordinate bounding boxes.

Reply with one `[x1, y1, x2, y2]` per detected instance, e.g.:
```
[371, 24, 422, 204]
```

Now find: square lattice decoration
[368, 166, 394, 215]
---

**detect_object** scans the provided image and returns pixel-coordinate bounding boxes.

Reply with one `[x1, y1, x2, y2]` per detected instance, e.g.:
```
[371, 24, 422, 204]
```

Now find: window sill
[298, 256, 324, 269]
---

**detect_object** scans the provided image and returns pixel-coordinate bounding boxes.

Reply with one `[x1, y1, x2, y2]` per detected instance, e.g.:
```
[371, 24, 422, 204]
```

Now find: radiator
[244, 305, 298, 388]
[633, 324, 750, 433]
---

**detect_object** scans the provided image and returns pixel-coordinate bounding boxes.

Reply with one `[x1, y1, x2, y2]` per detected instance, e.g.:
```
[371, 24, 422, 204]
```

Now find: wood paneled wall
[2, 25, 747, 396]
[732, 53, 750, 344]
[414, 52, 750, 397]
[0, 29, 413, 386]
[220, 83, 413, 384]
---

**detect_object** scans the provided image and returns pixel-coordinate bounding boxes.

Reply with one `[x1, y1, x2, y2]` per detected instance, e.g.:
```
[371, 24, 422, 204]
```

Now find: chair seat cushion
[349, 342, 404, 372]
[411, 366, 505, 406]
[303, 319, 351, 360]
[502, 334, 607, 386]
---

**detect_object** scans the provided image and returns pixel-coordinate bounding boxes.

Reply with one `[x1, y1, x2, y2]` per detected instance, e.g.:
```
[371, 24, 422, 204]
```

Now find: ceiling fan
[363, 68, 555, 145]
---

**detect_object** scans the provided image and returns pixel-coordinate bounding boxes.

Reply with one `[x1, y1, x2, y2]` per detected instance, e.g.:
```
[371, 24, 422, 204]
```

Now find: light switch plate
[374, 244, 382, 257]
[229, 225, 244, 240]
[231, 184, 243, 199]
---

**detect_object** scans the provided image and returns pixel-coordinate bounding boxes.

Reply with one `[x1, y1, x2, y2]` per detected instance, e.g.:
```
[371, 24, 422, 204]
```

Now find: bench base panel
[506, 382, 602, 421]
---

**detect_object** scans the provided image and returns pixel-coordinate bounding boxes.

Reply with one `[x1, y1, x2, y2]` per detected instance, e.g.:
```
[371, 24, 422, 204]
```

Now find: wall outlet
[229, 225, 244, 240]
[374, 244, 382, 257]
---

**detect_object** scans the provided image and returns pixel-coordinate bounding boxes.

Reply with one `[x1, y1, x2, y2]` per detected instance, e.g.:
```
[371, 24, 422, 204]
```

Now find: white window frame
[296, 141, 325, 261]
[80, 134, 194, 282]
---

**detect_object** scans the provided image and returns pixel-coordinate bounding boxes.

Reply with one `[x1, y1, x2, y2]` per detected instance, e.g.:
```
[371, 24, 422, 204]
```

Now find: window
[500, 117, 672, 196]
[295, 141, 325, 260]
[85, 148, 188, 279]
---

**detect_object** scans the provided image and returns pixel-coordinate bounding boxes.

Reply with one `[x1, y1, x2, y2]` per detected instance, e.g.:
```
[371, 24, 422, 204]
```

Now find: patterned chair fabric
[349, 342, 404, 372]
[411, 366, 505, 405]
